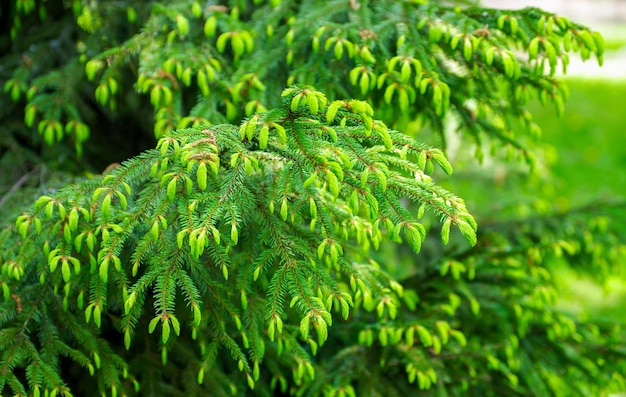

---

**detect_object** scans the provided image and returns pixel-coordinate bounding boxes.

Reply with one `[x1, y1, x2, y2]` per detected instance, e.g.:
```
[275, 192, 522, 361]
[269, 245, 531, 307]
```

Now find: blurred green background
[447, 78, 626, 215]
[533, 79, 626, 206]
[442, 25, 626, 325]
[528, 78, 626, 322]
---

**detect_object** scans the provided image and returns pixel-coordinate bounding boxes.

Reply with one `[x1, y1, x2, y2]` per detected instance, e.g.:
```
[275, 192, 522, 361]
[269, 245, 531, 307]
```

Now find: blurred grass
[533, 78, 626, 319]
[439, 24, 626, 216]
[603, 38, 626, 51]
[441, 78, 626, 219]
[532, 79, 626, 204]
[437, 77, 626, 319]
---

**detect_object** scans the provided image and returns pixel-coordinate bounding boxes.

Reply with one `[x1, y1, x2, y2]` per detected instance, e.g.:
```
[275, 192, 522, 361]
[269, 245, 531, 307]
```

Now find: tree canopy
[1, 1, 624, 396]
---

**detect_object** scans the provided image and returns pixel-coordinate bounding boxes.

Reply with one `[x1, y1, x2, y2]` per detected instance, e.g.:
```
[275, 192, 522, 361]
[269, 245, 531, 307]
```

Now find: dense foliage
[1, 1, 625, 396]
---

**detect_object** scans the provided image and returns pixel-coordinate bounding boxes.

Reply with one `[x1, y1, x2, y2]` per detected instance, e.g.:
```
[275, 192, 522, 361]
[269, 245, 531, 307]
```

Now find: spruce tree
[1, 1, 624, 396]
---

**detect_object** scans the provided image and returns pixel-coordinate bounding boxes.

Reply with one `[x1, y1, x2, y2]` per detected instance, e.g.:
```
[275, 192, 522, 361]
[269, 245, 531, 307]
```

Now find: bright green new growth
[1, 86, 476, 395]
[6, 1, 604, 160]
[1, 1, 625, 396]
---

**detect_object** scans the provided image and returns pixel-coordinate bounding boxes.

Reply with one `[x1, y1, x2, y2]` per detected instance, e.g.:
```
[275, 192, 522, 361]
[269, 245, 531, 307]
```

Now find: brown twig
[0, 170, 36, 209]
